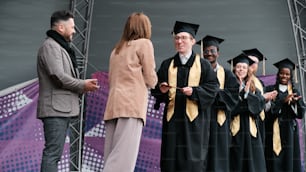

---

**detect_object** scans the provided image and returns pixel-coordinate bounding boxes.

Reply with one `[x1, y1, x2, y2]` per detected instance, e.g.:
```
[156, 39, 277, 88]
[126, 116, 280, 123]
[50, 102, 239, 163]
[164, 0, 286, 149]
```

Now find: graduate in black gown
[265, 58, 305, 172]
[197, 35, 240, 172]
[151, 21, 219, 172]
[228, 53, 267, 172]
[242, 48, 278, 146]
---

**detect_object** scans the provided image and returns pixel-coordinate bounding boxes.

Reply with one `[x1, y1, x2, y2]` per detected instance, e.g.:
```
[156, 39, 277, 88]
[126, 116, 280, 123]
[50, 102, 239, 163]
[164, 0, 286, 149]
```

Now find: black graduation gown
[207, 67, 240, 172]
[152, 52, 219, 172]
[230, 88, 266, 172]
[265, 85, 305, 172]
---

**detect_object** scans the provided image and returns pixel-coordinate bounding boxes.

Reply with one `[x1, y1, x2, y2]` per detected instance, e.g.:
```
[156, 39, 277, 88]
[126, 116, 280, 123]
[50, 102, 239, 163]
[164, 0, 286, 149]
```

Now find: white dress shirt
[179, 51, 192, 65]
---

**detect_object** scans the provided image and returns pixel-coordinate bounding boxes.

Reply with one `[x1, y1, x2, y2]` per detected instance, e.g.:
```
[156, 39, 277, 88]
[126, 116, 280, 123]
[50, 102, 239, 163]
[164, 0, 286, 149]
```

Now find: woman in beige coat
[102, 12, 157, 172]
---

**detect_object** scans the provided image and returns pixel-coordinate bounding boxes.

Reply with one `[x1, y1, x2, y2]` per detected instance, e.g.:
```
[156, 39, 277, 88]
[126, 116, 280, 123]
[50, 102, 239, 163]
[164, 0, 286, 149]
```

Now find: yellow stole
[249, 116, 257, 138]
[167, 54, 201, 122]
[230, 78, 257, 138]
[230, 115, 257, 138]
[217, 66, 226, 126]
[254, 76, 265, 121]
[273, 84, 292, 156]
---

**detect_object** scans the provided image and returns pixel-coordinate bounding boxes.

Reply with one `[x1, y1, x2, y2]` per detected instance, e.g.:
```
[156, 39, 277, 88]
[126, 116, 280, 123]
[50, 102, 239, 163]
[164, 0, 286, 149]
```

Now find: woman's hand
[263, 90, 278, 101]
[159, 82, 171, 93]
[285, 93, 301, 104]
[244, 79, 251, 93]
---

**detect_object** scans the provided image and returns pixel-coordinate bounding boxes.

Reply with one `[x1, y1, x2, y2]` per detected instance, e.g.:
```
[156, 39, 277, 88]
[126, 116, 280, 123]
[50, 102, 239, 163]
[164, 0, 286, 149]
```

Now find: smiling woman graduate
[264, 58, 305, 172]
[228, 53, 267, 172]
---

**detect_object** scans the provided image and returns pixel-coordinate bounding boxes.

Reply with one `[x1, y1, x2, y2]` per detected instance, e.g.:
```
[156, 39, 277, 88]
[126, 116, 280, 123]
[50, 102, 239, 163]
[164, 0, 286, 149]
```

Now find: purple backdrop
[0, 72, 304, 172]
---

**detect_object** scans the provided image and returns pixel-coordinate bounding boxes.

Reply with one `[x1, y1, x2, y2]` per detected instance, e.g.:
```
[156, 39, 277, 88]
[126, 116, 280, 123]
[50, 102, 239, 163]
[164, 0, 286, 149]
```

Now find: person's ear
[57, 23, 65, 33]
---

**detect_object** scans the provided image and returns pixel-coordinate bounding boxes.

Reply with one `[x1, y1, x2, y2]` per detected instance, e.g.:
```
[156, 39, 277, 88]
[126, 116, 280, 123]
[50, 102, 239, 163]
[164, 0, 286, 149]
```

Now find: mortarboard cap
[273, 58, 296, 70]
[242, 48, 266, 61]
[196, 35, 224, 48]
[227, 53, 255, 67]
[273, 58, 298, 83]
[172, 21, 200, 37]
[242, 48, 267, 75]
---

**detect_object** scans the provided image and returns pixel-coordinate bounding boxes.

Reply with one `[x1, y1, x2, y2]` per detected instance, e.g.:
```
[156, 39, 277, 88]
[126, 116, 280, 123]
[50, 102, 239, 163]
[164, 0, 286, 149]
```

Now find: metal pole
[69, 0, 95, 171]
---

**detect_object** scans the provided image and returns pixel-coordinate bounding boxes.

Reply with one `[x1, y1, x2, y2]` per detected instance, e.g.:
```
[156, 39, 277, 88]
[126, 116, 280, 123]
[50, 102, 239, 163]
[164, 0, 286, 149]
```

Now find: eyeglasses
[174, 35, 192, 41]
[203, 49, 217, 55]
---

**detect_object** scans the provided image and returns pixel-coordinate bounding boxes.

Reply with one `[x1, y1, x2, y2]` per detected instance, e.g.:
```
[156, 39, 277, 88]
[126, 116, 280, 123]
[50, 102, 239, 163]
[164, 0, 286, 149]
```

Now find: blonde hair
[114, 12, 152, 54]
[233, 66, 256, 92]
[248, 73, 256, 93]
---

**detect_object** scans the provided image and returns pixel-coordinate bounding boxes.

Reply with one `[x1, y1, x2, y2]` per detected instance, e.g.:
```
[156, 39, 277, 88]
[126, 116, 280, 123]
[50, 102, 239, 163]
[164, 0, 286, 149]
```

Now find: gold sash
[273, 84, 292, 155]
[230, 115, 240, 136]
[167, 54, 201, 122]
[217, 66, 226, 126]
[230, 115, 257, 137]
[249, 116, 257, 137]
[230, 77, 257, 138]
[273, 118, 281, 155]
[253, 76, 265, 121]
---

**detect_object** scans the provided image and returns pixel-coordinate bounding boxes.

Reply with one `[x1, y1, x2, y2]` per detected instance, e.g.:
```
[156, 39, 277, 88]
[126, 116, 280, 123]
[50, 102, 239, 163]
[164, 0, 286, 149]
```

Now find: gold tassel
[201, 40, 203, 58]
[263, 57, 266, 75]
[294, 66, 298, 83]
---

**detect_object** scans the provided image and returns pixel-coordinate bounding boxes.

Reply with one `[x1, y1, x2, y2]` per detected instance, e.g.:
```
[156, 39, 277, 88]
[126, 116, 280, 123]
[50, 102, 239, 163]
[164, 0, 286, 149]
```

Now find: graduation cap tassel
[201, 40, 203, 58]
[263, 57, 266, 76]
[196, 35, 224, 58]
[294, 65, 298, 83]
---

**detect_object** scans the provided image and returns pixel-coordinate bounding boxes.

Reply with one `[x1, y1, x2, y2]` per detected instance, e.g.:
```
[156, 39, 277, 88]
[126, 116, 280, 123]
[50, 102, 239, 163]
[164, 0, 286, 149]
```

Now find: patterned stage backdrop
[0, 72, 304, 172]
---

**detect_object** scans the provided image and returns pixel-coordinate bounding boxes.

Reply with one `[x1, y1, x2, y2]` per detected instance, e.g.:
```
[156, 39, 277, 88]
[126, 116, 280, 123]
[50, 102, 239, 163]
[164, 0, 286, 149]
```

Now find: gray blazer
[36, 37, 85, 118]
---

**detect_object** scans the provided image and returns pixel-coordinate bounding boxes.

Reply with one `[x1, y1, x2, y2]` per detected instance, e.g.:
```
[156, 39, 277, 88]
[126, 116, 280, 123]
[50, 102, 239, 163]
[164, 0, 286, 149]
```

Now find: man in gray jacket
[36, 10, 99, 172]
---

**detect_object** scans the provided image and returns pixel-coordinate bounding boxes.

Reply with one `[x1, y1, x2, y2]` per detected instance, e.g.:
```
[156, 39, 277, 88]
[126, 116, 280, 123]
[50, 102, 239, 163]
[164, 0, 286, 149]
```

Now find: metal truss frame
[287, 0, 306, 170]
[69, 0, 95, 171]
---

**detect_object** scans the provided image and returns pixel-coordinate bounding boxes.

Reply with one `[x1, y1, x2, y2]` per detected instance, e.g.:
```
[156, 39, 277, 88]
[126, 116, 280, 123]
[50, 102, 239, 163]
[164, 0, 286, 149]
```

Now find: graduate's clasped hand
[263, 90, 278, 101]
[286, 93, 302, 104]
[159, 82, 192, 96]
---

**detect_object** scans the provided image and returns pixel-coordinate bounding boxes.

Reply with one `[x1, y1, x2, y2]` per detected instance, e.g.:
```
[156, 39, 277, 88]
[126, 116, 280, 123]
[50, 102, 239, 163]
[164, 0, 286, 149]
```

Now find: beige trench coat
[104, 38, 157, 125]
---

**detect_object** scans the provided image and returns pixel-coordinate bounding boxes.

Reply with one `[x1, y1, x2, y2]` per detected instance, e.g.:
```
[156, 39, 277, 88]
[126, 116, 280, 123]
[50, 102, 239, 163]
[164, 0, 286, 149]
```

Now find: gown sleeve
[215, 69, 240, 112]
[246, 88, 265, 115]
[270, 88, 305, 119]
[292, 89, 306, 119]
[232, 88, 265, 116]
[151, 59, 171, 110]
